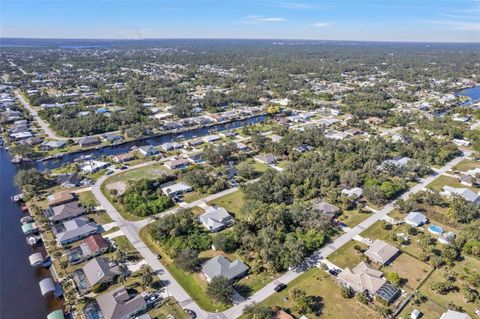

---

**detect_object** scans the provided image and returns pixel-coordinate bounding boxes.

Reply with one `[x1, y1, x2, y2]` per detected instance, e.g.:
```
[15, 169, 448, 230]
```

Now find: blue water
[456, 86, 480, 106]
[428, 225, 444, 234]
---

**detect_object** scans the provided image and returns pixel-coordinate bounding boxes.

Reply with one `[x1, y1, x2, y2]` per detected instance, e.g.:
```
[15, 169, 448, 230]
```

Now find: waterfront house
[47, 191, 77, 207]
[45, 201, 86, 223]
[201, 255, 249, 282]
[41, 140, 66, 150]
[96, 286, 147, 319]
[102, 132, 123, 143]
[138, 145, 159, 157]
[78, 136, 100, 147]
[55, 173, 81, 188]
[364, 240, 399, 265]
[113, 152, 135, 163]
[53, 217, 98, 245]
[199, 206, 234, 232]
[82, 257, 121, 288]
[68, 234, 110, 264]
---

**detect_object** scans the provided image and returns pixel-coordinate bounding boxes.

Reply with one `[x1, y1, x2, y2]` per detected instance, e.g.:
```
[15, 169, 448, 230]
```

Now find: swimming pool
[428, 225, 444, 235]
[83, 301, 101, 319]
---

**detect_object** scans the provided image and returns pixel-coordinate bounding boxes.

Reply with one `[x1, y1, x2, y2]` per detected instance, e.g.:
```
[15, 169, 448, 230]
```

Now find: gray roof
[443, 186, 480, 203]
[53, 217, 98, 244]
[39, 278, 55, 296]
[96, 286, 147, 319]
[404, 212, 427, 227]
[78, 136, 99, 145]
[29, 252, 44, 267]
[202, 255, 249, 281]
[254, 154, 277, 164]
[313, 200, 340, 215]
[55, 173, 81, 187]
[440, 310, 472, 319]
[45, 201, 86, 222]
[199, 207, 234, 232]
[82, 257, 120, 287]
[365, 240, 399, 265]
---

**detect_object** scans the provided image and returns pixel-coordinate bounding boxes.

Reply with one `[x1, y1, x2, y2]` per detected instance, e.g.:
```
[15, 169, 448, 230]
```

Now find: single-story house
[269, 134, 283, 143]
[113, 152, 135, 163]
[160, 142, 184, 151]
[55, 173, 81, 188]
[442, 186, 480, 204]
[254, 154, 277, 165]
[164, 159, 189, 170]
[341, 187, 363, 198]
[82, 257, 120, 288]
[202, 134, 221, 143]
[273, 310, 294, 319]
[379, 157, 411, 170]
[440, 310, 472, 319]
[47, 191, 76, 207]
[102, 132, 123, 143]
[53, 217, 98, 245]
[68, 234, 110, 264]
[161, 182, 193, 197]
[199, 206, 234, 232]
[337, 261, 399, 304]
[138, 145, 159, 157]
[45, 200, 86, 223]
[404, 211, 427, 227]
[78, 136, 99, 147]
[96, 286, 147, 319]
[80, 160, 109, 174]
[202, 255, 249, 282]
[186, 152, 204, 164]
[313, 200, 340, 219]
[364, 239, 399, 265]
[41, 140, 66, 150]
[236, 142, 251, 152]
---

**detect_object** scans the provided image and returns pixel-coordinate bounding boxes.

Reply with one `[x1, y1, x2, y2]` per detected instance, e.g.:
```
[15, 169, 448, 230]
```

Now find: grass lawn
[208, 190, 244, 216]
[383, 252, 432, 290]
[420, 256, 480, 317]
[77, 190, 99, 207]
[106, 163, 168, 184]
[338, 209, 372, 228]
[327, 240, 368, 269]
[239, 268, 381, 319]
[139, 225, 228, 312]
[149, 298, 187, 319]
[112, 235, 140, 259]
[453, 159, 480, 172]
[398, 298, 446, 319]
[247, 159, 270, 174]
[182, 191, 204, 203]
[426, 174, 469, 192]
[89, 211, 114, 225]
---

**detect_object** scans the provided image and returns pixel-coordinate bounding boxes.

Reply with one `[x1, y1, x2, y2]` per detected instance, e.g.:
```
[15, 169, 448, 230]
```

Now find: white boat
[11, 193, 24, 202]
[26, 234, 42, 246]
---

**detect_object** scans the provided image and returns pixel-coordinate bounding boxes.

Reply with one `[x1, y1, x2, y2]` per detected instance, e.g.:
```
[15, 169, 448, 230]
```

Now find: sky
[1, 0, 479, 42]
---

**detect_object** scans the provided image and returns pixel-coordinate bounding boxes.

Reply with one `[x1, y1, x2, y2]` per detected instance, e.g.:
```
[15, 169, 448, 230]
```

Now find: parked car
[274, 283, 286, 292]
[184, 309, 197, 319]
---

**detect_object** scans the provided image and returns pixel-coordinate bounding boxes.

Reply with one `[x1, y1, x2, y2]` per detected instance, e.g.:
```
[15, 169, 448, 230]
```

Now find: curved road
[91, 151, 469, 319]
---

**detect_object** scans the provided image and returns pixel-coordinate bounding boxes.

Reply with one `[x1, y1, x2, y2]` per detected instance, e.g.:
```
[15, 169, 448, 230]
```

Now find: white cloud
[273, 2, 320, 10]
[312, 22, 330, 27]
[245, 15, 286, 23]
[424, 20, 480, 31]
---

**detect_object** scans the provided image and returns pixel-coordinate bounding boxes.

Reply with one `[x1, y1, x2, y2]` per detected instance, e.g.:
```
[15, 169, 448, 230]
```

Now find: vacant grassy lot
[338, 209, 372, 228]
[149, 298, 187, 319]
[426, 174, 469, 192]
[420, 257, 480, 317]
[383, 252, 432, 290]
[208, 190, 244, 216]
[239, 268, 381, 319]
[77, 190, 99, 207]
[399, 298, 446, 319]
[89, 211, 113, 225]
[453, 159, 480, 172]
[182, 191, 204, 203]
[106, 163, 168, 184]
[327, 240, 368, 269]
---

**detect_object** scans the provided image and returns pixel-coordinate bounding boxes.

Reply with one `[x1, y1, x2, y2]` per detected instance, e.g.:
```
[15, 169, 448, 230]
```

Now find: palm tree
[140, 266, 154, 291]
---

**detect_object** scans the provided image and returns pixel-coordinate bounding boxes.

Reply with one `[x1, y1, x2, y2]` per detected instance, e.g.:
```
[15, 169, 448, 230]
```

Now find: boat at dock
[26, 234, 42, 246]
[20, 216, 34, 224]
[11, 193, 24, 202]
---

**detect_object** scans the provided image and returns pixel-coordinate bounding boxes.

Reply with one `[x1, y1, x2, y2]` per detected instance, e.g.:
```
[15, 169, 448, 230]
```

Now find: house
[341, 187, 363, 198]
[78, 136, 99, 147]
[438, 232, 456, 245]
[337, 261, 399, 304]
[293, 144, 312, 153]
[96, 286, 147, 319]
[273, 310, 294, 319]
[313, 200, 340, 219]
[80, 160, 109, 174]
[452, 138, 471, 147]
[254, 154, 277, 165]
[184, 138, 204, 148]
[440, 310, 472, 319]
[102, 132, 123, 143]
[160, 142, 184, 151]
[55, 173, 81, 188]
[380, 157, 411, 169]
[199, 206, 234, 232]
[186, 152, 204, 164]
[164, 158, 190, 170]
[138, 145, 159, 157]
[113, 152, 135, 163]
[68, 234, 110, 264]
[201, 255, 249, 282]
[410, 309, 421, 319]
[459, 174, 480, 187]
[47, 191, 76, 207]
[236, 142, 251, 152]
[442, 186, 480, 204]
[404, 211, 427, 227]
[202, 134, 221, 143]
[82, 257, 120, 288]
[53, 217, 98, 245]
[161, 182, 193, 197]
[41, 140, 66, 150]
[364, 240, 399, 265]
[45, 201, 86, 223]
[269, 134, 283, 143]
[219, 131, 237, 138]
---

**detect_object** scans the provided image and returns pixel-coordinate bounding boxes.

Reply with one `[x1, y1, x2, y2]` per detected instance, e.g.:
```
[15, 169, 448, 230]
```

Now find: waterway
[456, 85, 480, 106]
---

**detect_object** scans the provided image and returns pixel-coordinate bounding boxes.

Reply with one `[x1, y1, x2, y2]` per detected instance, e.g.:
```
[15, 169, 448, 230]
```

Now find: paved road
[90, 151, 469, 319]
[14, 90, 72, 141]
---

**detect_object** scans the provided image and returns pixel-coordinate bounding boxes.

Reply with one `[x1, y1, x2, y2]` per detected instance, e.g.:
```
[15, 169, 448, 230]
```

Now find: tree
[446, 194, 480, 223]
[14, 168, 51, 192]
[238, 162, 256, 180]
[340, 286, 354, 299]
[140, 266, 154, 291]
[243, 303, 274, 319]
[212, 232, 238, 253]
[206, 276, 233, 305]
[385, 272, 401, 286]
[355, 292, 369, 305]
[289, 288, 316, 314]
[174, 249, 199, 273]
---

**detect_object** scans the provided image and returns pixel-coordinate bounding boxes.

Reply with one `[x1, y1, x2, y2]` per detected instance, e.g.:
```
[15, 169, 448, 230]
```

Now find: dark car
[274, 283, 286, 292]
[329, 268, 340, 276]
[120, 165, 128, 170]
[184, 309, 196, 319]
